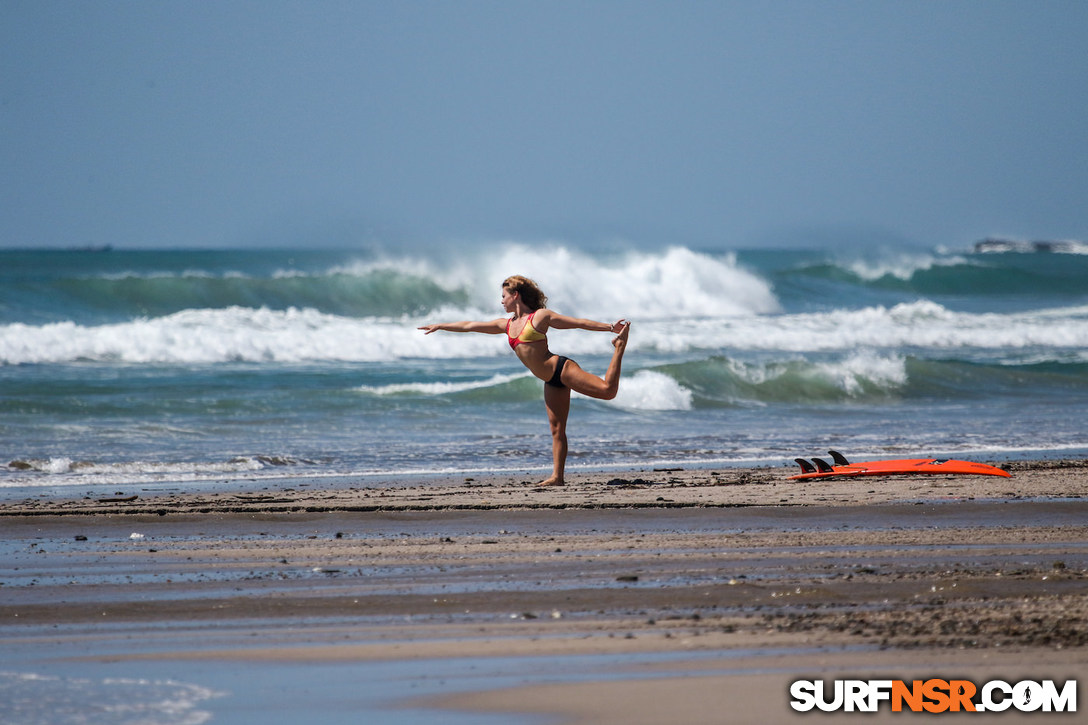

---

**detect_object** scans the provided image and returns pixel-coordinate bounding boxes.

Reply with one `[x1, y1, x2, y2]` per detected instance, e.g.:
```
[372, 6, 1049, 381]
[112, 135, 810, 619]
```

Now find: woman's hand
[610, 319, 628, 333]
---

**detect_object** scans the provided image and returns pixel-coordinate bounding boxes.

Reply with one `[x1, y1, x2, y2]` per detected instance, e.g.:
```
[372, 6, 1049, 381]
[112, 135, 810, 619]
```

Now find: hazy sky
[3, 1, 1087, 250]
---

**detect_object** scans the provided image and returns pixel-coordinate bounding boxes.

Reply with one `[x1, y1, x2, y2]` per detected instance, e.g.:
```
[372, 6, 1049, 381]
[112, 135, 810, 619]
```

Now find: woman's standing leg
[541, 383, 571, 486]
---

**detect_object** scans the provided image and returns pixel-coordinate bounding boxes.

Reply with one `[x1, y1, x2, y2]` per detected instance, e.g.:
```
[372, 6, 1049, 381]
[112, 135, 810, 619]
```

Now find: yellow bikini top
[506, 311, 547, 348]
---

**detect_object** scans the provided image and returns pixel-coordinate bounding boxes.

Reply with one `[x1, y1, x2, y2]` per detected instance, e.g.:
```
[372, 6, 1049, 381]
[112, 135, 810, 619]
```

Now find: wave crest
[4, 300, 1088, 365]
[475, 245, 780, 319]
[662, 352, 909, 405]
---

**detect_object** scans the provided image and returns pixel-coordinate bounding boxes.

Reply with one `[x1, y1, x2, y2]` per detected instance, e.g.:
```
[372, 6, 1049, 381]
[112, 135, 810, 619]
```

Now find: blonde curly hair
[502, 275, 548, 310]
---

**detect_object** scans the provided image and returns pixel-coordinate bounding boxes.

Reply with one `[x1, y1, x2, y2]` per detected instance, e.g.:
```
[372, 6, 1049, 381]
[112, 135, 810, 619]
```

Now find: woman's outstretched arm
[418, 319, 507, 335]
[533, 309, 626, 334]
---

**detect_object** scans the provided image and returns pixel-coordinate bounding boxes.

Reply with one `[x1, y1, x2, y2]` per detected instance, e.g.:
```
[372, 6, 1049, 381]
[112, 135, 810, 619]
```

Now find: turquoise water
[3, 242, 1087, 492]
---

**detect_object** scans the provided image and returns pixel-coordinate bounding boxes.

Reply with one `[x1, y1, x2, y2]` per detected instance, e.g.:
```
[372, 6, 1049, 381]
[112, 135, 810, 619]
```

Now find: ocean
[3, 241, 1087, 496]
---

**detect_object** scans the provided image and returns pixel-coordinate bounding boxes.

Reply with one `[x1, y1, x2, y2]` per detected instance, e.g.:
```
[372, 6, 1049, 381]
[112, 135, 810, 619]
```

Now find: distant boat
[974, 238, 1086, 254]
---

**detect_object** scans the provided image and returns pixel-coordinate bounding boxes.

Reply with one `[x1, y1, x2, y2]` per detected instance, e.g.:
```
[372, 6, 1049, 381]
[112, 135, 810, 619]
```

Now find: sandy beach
[2, 459, 1087, 723]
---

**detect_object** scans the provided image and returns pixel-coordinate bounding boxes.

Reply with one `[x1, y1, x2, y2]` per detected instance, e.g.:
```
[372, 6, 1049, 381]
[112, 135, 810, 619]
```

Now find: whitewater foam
[4, 300, 1088, 365]
[0, 671, 224, 725]
[498, 245, 781, 319]
[357, 372, 532, 396]
[356, 369, 693, 411]
[844, 251, 969, 281]
[602, 369, 694, 411]
[332, 244, 781, 319]
[5, 455, 267, 476]
[812, 351, 909, 396]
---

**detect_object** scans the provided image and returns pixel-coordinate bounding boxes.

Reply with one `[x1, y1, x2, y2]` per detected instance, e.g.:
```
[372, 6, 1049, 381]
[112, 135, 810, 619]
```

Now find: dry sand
[2, 459, 1086, 723]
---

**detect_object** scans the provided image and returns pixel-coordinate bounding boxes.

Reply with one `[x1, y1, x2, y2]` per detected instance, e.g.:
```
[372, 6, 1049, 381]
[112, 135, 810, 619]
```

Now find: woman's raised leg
[560, 322, 629, 400]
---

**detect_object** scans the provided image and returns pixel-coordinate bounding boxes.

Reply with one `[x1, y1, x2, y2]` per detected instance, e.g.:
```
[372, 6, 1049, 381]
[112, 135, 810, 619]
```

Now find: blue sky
[3, 0, 1086, 250]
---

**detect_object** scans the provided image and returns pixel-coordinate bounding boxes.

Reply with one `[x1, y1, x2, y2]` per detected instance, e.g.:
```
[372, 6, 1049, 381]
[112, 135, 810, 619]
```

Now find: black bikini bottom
[546, 356, 570, 388]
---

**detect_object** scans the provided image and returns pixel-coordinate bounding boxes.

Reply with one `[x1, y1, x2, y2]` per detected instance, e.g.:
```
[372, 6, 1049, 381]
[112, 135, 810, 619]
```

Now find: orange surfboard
[790, 451, 1011, 480]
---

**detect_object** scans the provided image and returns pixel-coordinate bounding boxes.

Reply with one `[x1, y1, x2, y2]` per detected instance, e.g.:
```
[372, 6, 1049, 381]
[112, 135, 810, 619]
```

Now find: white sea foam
[801, 351, 910, 396]
[6, 457, 267, 479]
[3, 295, 1088, 366]
[0, 307, 484, 364]
[725, 351, 908, 392]
[0, 671, 224, 725]
[329, 243, 781, 319]
[844, 251, 968, 281]
[357, 369, 693, 411]
[643, 301, 1088, 355]
[601, 369, 693, 411]
[357, 372, 532, 395]
[486, 244, 781, 319]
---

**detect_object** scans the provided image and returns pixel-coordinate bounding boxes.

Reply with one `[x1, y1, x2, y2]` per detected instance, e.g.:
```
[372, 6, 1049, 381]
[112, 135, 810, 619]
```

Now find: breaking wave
[4, 300, 1086, 365]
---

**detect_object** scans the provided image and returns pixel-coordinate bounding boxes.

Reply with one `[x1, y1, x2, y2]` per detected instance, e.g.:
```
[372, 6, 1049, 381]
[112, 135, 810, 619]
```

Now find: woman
[419, 275, 630, 486]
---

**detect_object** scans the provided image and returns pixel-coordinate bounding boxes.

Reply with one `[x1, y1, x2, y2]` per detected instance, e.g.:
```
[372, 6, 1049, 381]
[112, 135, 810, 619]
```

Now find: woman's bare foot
[613, 321, 630, 349]
[537, 476, 565, 487]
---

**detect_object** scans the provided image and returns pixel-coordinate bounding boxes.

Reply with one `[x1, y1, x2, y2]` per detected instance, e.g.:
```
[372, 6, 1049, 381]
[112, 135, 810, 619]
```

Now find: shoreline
[3, 458, 1084, 518]
[2, 460, 1086, 723]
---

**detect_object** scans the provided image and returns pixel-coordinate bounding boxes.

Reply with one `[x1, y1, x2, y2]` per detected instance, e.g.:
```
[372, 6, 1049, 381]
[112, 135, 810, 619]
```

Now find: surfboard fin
[812, 457, 834, 473]
[794, 458, 816, 474]
[829, 450, 850, 466]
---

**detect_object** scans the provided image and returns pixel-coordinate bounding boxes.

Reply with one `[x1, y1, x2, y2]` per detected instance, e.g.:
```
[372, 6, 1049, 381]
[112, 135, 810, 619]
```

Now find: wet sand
[2, 459, 1087, 723]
